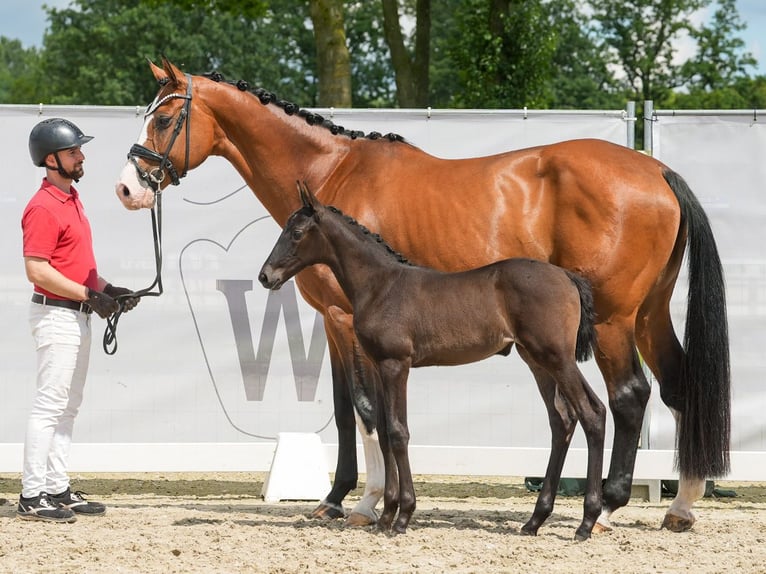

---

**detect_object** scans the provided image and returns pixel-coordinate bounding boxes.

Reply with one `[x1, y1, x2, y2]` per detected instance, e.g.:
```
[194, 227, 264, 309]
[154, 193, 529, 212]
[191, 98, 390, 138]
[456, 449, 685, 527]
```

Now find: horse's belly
[412, 336, 512, 368]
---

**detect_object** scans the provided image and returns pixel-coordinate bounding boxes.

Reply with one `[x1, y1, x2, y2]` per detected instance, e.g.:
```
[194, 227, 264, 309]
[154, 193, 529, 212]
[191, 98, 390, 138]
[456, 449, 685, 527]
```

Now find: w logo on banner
[216, 279, 326, 401]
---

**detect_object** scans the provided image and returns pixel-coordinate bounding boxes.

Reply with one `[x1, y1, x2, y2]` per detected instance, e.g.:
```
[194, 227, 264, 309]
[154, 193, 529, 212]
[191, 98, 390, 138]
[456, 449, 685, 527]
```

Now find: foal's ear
[297, 180, 320, 213]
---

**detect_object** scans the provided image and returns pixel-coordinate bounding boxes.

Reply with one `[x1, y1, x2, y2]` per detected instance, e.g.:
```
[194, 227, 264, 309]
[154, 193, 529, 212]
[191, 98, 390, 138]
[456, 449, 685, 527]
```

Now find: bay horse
[115, 57, 730, 533]
[259, 182, 605, 540]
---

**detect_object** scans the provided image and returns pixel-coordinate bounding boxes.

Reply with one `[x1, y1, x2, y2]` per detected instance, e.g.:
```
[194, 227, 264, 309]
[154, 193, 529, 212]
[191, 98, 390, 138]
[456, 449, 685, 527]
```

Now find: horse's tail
[565, 270, 597, 362]
[664, 168, 731, 479]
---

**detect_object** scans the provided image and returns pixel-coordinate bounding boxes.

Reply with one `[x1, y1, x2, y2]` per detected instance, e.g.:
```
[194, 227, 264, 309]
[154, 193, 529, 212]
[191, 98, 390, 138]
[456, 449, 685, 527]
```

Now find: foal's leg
[554, 363, 607, 541]
[518, 357, 578, 537]
[310, 312, 383, 524]
[374, 382, 401, 533]
[592, 321, 651, 531]
[376, 358, 416, 534]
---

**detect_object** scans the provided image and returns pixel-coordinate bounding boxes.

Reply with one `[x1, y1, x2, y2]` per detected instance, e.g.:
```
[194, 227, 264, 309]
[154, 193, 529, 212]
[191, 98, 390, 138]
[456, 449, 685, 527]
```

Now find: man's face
[46, 146, 85, 180]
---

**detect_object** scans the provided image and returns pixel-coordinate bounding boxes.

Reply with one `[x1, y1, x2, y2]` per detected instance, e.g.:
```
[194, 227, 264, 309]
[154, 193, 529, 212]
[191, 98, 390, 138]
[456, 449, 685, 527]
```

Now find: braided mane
[203, 71, 406, 143]
[325, 205, 412, 266]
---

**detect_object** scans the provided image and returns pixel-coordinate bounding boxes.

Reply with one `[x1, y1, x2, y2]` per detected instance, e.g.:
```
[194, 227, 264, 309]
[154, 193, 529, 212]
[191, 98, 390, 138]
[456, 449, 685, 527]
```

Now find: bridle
[128, 73, 193, 190]
[103, 74, 193, 355]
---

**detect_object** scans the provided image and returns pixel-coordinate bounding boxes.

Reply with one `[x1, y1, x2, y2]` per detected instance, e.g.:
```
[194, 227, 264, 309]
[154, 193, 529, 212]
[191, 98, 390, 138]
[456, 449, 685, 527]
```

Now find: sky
[0, 0, 764, 76]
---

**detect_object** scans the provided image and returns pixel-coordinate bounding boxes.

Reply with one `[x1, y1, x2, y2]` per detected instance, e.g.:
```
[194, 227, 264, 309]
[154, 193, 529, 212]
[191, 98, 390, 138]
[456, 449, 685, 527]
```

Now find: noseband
[128, 73, 193, 190]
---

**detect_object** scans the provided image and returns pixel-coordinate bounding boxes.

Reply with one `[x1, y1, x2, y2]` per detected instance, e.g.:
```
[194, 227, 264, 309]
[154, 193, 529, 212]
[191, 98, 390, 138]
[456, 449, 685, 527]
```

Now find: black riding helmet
[28, 118, 94, 168]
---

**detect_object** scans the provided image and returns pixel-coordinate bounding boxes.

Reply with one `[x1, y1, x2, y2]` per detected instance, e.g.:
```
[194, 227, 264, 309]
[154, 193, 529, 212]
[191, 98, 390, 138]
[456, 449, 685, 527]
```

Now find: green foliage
[447, 0, 557, 108]
[0, 38, 44, 103]
[0, 0, 761, 110]
[36, 0, 315, 105]
[681, 0, 757, 91]
[590, 0, 710, 103]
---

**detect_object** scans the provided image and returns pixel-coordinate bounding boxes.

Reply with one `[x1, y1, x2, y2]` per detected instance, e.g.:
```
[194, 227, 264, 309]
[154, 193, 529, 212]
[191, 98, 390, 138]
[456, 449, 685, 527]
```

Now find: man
[18, 118, 139, 523]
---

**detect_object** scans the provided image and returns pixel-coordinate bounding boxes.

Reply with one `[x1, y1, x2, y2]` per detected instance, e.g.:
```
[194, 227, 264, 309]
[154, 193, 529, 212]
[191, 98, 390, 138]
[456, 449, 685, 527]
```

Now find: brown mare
[116, 58, 730, 533]
[260, 182, 605, 539]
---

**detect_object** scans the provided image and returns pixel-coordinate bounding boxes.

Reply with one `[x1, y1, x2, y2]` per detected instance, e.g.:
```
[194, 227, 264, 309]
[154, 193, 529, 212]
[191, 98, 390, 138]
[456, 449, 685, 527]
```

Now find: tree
[309, 0, 352, 106]
[380, 0, 430, 107]
[681, 0, 756, 92]
[546, 0, 625, 109]
[447, 0, 556, 108]
[0, 38, 43, 103]
[39, 0, 316, 105]
[591, 0, 759, 108]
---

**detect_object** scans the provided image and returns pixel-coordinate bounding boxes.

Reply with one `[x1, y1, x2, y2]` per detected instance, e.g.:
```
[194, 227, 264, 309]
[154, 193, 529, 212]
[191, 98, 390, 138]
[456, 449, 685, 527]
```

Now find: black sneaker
[49, 488, 106, 516]
[17, 492, 77, 523]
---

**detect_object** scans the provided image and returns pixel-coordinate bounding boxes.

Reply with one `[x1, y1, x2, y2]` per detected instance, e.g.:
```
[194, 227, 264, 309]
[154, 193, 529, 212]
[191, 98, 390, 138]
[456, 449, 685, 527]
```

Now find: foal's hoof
[591, 521, 612, 535]
[661, 511, 695, 532]
[574, 528, 592, 542]
[344, 511, 378, 527]
[309, 501, 345, 520]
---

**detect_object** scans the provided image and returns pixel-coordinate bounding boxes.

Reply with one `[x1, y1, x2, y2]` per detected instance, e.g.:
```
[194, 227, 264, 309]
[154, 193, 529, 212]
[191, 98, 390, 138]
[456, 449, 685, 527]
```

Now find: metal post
[643, 100, 654, 155]
[626, 101, 636, 149]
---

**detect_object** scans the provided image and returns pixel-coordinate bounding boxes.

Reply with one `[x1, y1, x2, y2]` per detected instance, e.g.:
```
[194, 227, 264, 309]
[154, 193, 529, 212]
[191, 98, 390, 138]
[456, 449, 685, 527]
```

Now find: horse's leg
[308, 336, 357, 520]
[636, 299, 705, 532]
[592, 321, 651, 532]
[346, 412, 384, 526]
[517, 357, 578, 537]
[377, 358, 415, 535]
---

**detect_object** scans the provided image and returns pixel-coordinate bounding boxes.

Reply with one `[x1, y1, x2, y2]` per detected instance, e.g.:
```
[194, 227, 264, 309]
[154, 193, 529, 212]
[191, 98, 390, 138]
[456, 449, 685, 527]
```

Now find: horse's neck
[322, 213, 403, 307]
[206, 85, 349, 225]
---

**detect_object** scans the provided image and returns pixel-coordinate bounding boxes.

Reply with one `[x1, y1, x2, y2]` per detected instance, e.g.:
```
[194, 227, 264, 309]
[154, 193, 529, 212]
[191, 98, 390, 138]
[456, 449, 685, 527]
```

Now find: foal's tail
[664, 168, 731, 479]
[565, 271, 597, 362]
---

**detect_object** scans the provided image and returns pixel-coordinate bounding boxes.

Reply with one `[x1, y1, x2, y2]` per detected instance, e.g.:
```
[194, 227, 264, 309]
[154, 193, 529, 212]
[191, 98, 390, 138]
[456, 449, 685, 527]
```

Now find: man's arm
[24, 256, 94, 301]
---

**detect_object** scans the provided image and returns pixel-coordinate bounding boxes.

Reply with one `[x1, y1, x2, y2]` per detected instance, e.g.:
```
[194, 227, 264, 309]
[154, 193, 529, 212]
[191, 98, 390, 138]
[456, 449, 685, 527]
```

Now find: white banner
[649, 113, 766, 455]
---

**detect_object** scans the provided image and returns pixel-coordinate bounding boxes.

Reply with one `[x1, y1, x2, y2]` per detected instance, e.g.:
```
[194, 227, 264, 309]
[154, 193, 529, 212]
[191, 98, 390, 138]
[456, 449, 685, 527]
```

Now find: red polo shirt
[22, 178, 99, 300]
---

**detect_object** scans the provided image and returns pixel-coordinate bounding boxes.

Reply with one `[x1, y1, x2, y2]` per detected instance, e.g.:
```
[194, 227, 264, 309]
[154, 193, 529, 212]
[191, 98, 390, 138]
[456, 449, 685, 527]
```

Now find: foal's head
[259, 182, 325, 290]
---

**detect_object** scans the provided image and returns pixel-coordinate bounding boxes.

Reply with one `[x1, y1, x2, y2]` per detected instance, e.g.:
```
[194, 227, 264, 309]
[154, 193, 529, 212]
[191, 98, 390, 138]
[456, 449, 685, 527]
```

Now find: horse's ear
[149, 59, 169, 85]
[159, 56, 185, 87]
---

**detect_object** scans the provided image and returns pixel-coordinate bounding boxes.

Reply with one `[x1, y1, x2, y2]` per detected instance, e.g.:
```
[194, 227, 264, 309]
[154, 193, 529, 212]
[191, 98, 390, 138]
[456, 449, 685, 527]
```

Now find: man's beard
[65, 163, 84, 180]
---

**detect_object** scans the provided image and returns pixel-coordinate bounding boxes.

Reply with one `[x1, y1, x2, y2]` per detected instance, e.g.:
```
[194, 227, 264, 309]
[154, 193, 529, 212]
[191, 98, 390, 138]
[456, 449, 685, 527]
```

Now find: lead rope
[102, 191, 164, 355]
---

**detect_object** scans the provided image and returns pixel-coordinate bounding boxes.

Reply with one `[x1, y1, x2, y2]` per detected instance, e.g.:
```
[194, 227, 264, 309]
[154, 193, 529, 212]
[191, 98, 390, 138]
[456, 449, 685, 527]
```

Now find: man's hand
[86, 289, 120, 319]
[104, 284, 140, 312]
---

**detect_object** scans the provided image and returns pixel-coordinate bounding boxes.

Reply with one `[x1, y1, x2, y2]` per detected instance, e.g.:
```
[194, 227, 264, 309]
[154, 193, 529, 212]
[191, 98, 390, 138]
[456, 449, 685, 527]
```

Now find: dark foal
[259, 183, 605, 541]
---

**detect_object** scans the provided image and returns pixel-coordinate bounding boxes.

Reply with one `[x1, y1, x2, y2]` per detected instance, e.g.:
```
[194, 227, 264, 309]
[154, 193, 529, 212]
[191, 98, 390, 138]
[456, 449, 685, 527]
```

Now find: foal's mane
[324, 205, 412, 266]
[202, 71, 406, 143]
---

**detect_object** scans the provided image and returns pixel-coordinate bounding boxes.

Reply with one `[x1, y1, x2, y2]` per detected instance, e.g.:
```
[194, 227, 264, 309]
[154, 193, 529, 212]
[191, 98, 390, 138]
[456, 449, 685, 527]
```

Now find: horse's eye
[291, 229, 304, 240]
[156, 115, 173, 130]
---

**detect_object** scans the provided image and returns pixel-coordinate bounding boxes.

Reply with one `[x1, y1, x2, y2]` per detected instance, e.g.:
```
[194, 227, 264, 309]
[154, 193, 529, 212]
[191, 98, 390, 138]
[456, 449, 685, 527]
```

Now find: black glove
[104, 283, 140, 312]
[86, 288, 120, 319]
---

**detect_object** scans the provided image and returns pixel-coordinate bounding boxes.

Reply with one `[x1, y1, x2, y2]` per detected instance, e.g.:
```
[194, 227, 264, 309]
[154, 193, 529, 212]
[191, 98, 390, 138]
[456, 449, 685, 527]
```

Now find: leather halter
[127, 74, 193, 191]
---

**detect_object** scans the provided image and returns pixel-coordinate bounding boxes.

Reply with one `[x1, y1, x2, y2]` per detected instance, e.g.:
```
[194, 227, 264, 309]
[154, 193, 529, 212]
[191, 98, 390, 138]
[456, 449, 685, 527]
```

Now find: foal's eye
[291, 229, 304, 240]
[155, 115, 173, 130]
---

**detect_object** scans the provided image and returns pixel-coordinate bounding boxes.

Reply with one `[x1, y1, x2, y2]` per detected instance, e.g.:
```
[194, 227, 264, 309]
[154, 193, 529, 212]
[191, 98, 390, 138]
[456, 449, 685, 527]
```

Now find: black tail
[566, 271, 597, 362]
[664, 168, 731, 479]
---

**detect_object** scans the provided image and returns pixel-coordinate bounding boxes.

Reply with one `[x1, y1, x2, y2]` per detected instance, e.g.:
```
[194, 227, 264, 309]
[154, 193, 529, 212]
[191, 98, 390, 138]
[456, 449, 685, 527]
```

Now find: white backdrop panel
[650, 113, 766, 453]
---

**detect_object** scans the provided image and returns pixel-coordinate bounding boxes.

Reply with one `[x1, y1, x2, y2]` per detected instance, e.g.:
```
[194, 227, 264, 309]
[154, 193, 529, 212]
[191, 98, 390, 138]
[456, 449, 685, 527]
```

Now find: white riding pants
[22, 303, 91, 498]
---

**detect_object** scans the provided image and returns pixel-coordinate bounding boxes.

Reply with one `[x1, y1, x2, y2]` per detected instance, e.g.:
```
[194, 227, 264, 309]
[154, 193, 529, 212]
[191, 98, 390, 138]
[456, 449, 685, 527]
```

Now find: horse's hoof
[661, 511, 695, 532]
[309, 502, 345, 520]
[520, 526, 538, 537]
[591, 521, 612, 535]
[344, 511, 377, 527]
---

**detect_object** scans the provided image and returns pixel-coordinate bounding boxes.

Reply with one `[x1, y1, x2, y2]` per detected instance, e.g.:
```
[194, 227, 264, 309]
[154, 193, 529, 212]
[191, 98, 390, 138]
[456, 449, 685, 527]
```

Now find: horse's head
[116, 57, 215, 210]
[259, 182, 324, 290]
